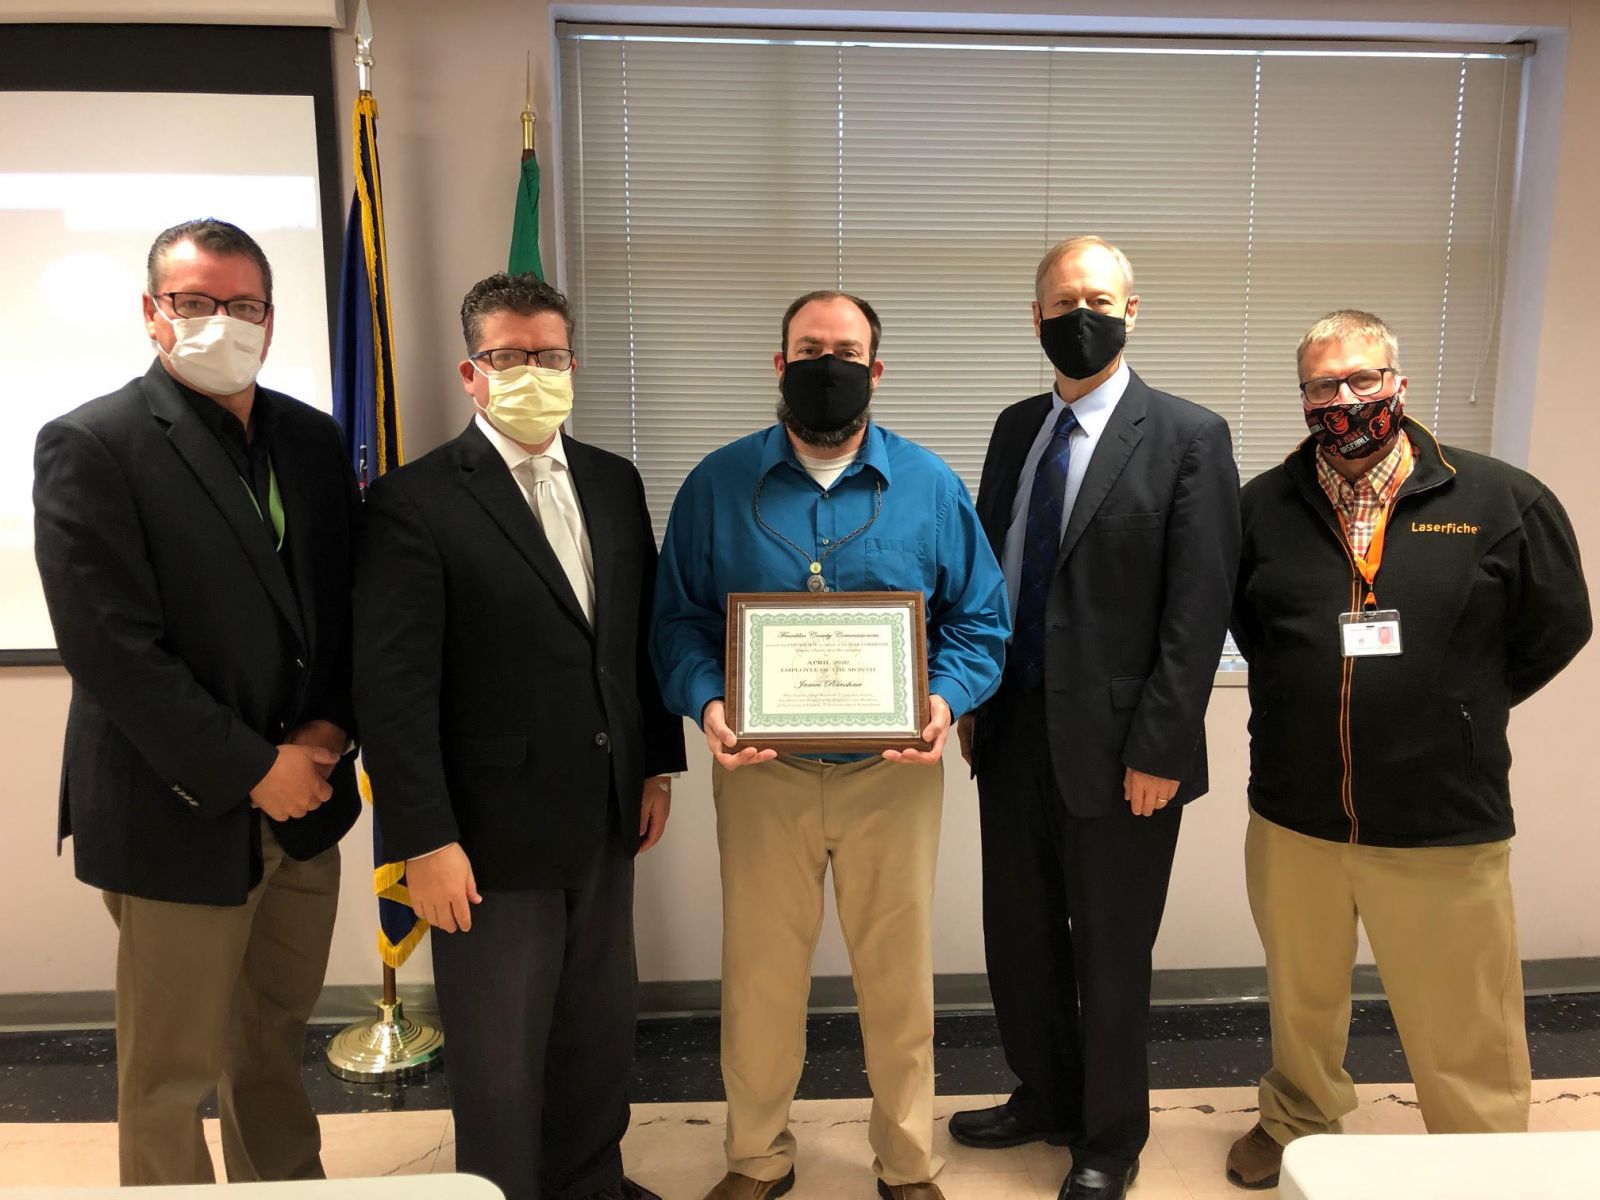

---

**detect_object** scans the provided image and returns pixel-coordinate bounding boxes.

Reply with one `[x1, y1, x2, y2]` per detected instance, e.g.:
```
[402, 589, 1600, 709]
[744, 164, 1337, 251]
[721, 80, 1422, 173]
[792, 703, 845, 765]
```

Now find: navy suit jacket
[971, 368, 1241, 815]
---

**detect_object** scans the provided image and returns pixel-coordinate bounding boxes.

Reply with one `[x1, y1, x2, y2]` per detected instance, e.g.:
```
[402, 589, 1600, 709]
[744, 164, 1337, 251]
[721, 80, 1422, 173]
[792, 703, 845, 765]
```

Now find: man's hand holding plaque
[701, 698, 780, 771]
[881, 694, 951, 765]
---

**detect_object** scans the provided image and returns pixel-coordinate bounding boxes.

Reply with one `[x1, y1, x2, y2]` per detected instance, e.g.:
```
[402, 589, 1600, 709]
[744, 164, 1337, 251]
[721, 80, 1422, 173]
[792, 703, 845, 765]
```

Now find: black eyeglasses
[159, 292, 271, 325]
[1299, 367, 1397, 406]
[470, 347, 574, 372]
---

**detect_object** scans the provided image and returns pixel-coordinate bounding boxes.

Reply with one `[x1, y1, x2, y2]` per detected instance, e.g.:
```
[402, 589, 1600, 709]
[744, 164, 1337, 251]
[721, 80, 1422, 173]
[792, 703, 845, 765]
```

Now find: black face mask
[1039, 306, 1128, 380]
[779, 354, 873, 435]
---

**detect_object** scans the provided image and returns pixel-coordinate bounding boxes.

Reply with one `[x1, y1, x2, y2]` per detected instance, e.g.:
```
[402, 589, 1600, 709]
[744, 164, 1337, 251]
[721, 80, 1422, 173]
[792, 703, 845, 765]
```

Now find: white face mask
[473, 361, 574, 445]
[153, 308, 267, 396]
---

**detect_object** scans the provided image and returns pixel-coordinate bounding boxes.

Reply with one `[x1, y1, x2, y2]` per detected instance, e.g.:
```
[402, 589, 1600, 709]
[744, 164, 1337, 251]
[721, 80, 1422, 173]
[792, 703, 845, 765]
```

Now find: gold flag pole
[523, 51, 537, 158]
[324, 0, 443, 1083]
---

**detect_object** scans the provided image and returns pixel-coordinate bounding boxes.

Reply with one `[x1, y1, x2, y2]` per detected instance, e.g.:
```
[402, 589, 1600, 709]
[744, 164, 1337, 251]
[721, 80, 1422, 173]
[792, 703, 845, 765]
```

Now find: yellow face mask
[474, 361, 573, 445]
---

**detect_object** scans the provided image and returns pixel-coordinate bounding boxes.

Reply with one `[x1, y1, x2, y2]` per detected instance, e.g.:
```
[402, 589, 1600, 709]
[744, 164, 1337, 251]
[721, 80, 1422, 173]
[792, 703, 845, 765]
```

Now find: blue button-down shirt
[652, 422, 1010, 727]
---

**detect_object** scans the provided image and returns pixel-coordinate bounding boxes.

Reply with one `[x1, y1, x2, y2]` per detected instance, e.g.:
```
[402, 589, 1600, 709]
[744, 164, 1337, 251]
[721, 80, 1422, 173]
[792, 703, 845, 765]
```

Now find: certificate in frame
[724, 591, 931, 754]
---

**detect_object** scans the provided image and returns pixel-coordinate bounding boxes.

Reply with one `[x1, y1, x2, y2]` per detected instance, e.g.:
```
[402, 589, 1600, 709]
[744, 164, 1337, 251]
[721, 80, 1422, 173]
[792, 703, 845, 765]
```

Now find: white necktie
[525, 457, 593, 624]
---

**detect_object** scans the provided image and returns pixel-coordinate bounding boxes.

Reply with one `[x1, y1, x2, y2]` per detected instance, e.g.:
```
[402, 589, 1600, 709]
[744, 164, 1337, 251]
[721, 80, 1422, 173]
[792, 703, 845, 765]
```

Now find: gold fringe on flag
[360, 764, 430, 968]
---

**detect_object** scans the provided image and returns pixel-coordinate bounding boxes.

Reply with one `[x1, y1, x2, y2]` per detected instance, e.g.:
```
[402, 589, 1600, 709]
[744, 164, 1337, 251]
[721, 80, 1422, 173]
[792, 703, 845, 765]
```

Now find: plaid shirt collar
[1316, 432, 1414, 559]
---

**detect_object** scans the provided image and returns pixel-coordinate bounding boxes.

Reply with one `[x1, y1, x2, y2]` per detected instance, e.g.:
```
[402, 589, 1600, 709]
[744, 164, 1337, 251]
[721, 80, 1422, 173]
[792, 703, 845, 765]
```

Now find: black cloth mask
[1039, 307, 1128, 380]
[779, 354, 873, 433]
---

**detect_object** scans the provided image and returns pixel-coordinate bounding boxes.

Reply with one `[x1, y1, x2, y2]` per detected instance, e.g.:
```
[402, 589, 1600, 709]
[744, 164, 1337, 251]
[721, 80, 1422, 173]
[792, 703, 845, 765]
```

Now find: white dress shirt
[474, 413, 596, 620]
[999, 360, 1130, 627]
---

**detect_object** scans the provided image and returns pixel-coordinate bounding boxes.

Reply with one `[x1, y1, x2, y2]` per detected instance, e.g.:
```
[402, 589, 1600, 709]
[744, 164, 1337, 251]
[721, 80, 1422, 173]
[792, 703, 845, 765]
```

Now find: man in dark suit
[354, 273, 687, 1200]
[951, 237, 1241, 1200]
[33, 218, 361, 1185]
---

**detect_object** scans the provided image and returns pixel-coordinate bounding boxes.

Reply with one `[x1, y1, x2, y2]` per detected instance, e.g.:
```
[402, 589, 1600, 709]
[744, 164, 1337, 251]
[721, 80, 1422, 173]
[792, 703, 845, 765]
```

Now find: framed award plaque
[723, 591, 931, 754]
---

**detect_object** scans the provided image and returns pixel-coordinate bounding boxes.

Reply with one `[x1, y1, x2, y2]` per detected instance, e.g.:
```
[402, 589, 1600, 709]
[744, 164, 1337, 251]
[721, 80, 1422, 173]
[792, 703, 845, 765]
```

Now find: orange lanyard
[1328, 434, 1411, 610]
[1337, 501, 1394, 610]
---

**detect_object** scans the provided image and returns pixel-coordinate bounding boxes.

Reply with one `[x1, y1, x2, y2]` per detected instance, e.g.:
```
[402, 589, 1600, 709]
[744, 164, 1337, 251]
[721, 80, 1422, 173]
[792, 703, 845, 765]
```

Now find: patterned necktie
[524, 457, 593, 625]
[1011, 405, 1079, 690]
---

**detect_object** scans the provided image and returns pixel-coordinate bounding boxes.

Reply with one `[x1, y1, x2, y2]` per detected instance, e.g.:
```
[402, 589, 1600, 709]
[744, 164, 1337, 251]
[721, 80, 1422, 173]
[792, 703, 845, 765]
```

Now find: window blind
[558, 28, 1522, 535]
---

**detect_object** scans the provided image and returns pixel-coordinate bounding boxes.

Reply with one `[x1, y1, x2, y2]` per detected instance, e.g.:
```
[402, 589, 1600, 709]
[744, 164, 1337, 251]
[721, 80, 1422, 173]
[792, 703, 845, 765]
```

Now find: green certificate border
[743, 609, 912, 731]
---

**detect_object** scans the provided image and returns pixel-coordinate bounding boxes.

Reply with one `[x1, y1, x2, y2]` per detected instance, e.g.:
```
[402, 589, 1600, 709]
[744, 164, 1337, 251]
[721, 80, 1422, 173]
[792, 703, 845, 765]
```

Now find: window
[559, 27, 1523, 535]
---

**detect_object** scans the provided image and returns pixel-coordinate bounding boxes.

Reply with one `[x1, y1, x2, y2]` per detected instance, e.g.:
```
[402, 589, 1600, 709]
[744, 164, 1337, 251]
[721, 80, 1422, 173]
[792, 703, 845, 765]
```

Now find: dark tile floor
[3, 994, 1597, 1123]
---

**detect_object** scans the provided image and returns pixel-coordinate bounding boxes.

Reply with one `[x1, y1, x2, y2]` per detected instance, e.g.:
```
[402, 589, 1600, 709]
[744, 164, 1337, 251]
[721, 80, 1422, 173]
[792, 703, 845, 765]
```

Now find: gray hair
[1034, 236, 1135, 301]
[1297, 310, 1401, 375]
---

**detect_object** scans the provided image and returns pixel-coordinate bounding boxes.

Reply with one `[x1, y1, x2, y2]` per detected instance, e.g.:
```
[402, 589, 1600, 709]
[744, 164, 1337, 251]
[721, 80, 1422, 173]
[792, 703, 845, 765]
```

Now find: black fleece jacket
[1232, 419, 1591, 847]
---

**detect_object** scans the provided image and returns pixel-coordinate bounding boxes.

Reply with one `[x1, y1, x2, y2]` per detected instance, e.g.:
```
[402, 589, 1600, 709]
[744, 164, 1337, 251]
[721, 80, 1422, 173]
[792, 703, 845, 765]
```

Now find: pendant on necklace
[807, 574, 826, 593]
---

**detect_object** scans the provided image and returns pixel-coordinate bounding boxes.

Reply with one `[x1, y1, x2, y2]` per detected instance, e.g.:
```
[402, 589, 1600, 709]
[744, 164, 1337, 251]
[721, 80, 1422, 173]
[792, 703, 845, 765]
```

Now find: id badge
[1338, 609, 1402, 657]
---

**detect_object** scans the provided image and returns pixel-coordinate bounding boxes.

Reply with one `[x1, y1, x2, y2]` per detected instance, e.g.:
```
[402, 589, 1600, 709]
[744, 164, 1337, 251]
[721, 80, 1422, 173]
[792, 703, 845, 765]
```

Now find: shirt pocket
[865, 536, 930, 558]
[862, 536, 932, 593]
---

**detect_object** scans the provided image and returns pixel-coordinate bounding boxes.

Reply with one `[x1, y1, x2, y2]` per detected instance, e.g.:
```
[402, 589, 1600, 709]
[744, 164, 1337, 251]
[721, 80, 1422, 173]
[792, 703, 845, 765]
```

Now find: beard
[776, 399, 872, 450]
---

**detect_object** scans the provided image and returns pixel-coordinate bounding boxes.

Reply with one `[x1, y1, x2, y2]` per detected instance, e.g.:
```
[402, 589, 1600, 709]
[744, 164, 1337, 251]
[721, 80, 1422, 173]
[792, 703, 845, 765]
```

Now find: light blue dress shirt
[1000, 361, 1130, 626]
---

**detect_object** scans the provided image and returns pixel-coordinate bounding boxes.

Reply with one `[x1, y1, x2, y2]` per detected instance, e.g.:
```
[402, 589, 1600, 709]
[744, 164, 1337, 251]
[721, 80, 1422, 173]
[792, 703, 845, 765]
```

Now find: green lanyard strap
[241, 456, 286, 551]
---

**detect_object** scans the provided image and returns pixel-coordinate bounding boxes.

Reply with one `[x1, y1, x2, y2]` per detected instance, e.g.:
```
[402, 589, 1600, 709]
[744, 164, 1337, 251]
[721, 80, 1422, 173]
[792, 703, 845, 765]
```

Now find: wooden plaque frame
[723, 590, 931, 754]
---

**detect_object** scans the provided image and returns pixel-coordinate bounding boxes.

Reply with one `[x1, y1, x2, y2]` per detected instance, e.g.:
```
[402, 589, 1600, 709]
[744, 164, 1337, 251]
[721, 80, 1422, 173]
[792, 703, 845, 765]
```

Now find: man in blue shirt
[652, 291, 1009, 1200]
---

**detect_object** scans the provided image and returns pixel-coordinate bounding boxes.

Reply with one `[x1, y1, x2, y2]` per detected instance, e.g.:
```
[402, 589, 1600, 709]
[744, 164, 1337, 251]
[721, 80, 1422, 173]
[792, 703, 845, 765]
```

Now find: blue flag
[332, 90, 422, 970]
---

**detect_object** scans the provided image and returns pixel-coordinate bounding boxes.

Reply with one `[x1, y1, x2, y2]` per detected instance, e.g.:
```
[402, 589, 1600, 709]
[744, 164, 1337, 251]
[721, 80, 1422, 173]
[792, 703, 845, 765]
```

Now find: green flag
[509, 148, 544, 280]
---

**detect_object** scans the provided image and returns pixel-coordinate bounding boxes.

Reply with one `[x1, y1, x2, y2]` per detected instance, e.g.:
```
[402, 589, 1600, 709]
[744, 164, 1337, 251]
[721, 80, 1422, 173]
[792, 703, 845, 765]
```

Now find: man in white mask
[354, 272, 686, 1200]
[33, 218, 362, 1184]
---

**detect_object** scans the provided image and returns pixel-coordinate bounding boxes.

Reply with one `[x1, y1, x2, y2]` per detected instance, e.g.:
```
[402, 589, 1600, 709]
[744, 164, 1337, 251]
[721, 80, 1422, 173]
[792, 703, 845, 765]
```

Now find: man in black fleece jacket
[1224, 310, 1591, 1191]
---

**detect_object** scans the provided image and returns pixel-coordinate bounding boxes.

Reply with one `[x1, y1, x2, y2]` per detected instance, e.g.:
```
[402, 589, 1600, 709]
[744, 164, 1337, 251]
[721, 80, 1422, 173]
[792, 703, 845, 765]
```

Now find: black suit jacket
[33, 362, 362, 904]
[972, 369, 1241, 816]
[352, 422, 687, 890]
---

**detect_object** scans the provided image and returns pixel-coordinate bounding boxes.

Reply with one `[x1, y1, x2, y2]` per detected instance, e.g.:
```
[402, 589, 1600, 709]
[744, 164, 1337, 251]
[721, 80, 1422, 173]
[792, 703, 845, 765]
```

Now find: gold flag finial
[521, 52, 536, 155]
[354, 0, 375, 93]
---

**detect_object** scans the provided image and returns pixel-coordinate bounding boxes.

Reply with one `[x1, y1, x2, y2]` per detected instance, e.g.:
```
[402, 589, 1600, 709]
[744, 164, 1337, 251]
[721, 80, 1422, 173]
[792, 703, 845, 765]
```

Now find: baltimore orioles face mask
[1304, 392, 1403, 460]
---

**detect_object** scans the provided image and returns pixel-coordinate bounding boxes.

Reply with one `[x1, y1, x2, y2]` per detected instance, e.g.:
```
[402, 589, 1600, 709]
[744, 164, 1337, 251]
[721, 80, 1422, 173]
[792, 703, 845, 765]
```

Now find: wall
[3, 0, 1595, 1002]
[1506, 0, 1600, 963]
[0, 0, 338, 22]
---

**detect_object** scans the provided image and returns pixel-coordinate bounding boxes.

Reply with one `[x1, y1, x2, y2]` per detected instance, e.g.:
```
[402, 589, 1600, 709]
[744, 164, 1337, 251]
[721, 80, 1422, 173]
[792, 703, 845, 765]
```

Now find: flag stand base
[325, 997, 443, 1083]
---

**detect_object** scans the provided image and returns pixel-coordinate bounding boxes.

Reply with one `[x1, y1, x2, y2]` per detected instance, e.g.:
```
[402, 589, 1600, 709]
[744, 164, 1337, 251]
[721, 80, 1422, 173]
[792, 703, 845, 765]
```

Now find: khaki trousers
[1246, 811, 1529, 1145]
[103, 819, 341, 1185]
[714, 754, 945, 1185]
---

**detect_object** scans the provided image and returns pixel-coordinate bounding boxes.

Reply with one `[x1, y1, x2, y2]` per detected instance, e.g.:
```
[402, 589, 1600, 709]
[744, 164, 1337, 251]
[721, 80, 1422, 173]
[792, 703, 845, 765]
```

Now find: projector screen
[0, 90, 332, 653]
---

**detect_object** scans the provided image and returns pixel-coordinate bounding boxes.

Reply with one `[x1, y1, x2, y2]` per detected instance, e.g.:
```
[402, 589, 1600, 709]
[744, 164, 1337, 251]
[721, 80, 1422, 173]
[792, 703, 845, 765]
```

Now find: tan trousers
[714, 754, 945, 1185]
[1246, 811, 1529, 1145]
[103, 819, 341, 1185]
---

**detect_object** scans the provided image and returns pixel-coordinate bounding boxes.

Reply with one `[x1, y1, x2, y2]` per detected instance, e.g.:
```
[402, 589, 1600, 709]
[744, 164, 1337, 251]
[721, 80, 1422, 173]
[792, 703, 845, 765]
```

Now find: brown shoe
[701, 1169, 796, 1200]
[876, 1181, 945, 1200]
[1225, 1122, 1285, 1190]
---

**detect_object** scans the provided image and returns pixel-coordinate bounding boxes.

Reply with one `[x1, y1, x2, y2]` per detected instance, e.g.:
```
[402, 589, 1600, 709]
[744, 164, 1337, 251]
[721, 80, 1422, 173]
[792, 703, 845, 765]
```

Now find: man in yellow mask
[354, 272, 686, 1200]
